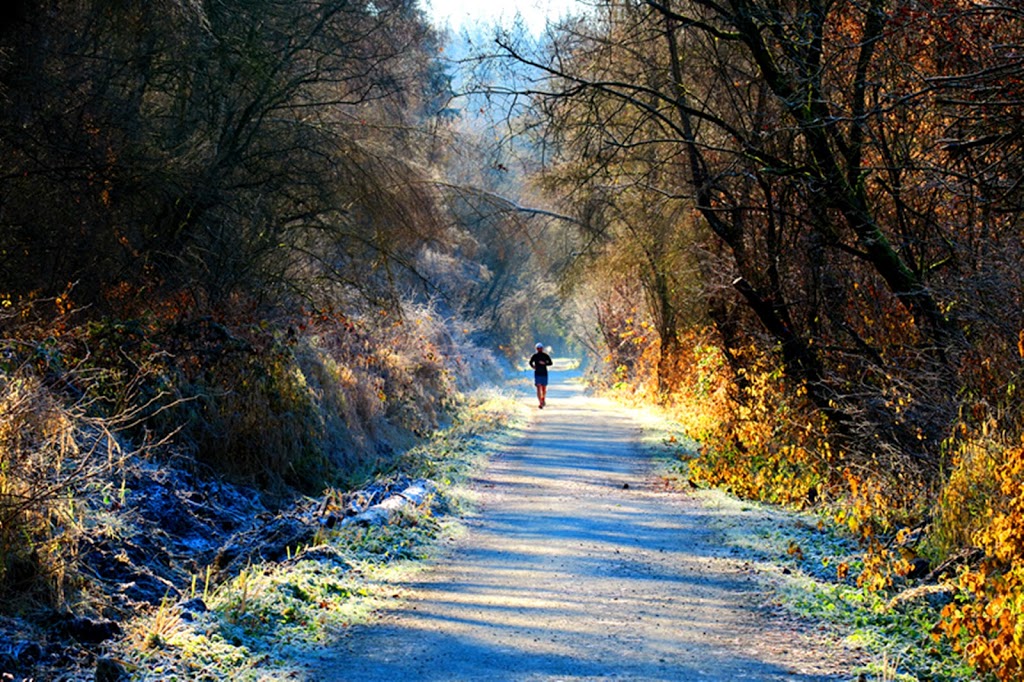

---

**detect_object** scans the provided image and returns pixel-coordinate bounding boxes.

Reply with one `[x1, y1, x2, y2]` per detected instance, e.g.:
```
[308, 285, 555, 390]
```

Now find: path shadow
[315, 374, 847, 681]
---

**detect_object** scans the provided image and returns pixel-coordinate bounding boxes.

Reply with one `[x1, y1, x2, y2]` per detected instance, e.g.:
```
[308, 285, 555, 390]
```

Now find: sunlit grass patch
[394, 388, 528, 511]
[123, 535, 429, 680]
[127, 605, 276, 681]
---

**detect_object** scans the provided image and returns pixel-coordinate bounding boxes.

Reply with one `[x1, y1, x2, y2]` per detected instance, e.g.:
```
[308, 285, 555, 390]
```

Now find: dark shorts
[535, 374, 548, 387]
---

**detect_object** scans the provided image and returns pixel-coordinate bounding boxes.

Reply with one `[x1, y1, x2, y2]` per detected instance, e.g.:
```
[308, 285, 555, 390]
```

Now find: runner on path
[312, 378, 859, 680]
[529, 343, 553, 408]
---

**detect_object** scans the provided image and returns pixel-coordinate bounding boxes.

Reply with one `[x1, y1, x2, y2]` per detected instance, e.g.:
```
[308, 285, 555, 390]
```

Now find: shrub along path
[308, 376, 860, 681]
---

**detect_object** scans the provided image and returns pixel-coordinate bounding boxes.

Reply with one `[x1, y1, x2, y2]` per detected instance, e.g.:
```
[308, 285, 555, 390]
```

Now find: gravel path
[311, 377, 854, 681]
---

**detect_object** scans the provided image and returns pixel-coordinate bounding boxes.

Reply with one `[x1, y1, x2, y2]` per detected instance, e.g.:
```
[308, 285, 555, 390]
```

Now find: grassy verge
[114, 388, 529, 681]
[636, 414, 979, 682]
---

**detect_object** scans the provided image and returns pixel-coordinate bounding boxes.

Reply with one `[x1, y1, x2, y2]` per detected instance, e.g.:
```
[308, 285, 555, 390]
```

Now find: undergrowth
[933, 433, 1024, 681]
[0, 362, 142, 611]
[115, 390, 526, 681]
[0, 290, 510, 679]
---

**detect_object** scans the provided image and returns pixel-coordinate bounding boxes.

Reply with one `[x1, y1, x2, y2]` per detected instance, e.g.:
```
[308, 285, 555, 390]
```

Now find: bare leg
[539, 384, 547, 407]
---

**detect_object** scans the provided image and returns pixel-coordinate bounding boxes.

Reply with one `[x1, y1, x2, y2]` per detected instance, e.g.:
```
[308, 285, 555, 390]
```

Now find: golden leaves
[935, 442, 1024, 680]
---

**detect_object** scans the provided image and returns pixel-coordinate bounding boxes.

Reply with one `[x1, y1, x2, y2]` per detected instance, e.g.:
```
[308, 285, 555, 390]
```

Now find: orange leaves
[934, 438, 1024, 680]
[54, 284, 74, 318]
[976, 444, 1024, 563]
[678, 341, 826, 509]
[836, 467, 908, 543]
[857, 541, 896, 592]
[938, 563, 1024, 681]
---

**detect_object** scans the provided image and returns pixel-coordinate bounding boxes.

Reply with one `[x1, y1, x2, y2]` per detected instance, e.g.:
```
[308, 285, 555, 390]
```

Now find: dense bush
[0, 288, 498, 608]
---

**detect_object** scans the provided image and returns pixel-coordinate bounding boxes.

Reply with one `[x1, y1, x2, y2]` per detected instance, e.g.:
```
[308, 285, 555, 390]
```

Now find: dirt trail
[310, 376, 853, 681]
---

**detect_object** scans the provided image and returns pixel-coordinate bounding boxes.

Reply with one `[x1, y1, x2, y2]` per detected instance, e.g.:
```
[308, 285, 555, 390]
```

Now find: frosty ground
[306, 377, 861, 681]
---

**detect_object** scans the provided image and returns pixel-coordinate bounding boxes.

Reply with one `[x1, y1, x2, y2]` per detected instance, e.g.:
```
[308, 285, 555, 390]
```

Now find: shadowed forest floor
[305, 374, 862, 681]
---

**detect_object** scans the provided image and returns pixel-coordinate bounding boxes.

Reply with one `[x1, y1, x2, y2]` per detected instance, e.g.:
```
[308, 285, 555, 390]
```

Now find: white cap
[535, 343, 544, 349]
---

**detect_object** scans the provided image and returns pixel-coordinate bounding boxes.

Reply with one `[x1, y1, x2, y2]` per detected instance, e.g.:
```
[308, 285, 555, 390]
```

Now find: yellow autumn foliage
[937, 438, 1024, 680]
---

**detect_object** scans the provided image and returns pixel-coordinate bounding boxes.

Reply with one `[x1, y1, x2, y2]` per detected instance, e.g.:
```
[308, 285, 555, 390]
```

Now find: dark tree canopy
[0, 0, 451, 311]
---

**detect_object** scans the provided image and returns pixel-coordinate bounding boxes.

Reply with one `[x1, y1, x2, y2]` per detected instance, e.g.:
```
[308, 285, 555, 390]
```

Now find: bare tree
[498, 0, 1024, 476]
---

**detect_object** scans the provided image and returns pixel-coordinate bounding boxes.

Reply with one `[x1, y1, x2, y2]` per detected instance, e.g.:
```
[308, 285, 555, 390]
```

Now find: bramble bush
[92, 296, 483, 493]
[684, 348, 827, 509]
[0, 352, 141, 610]
[631, 328, 829, 509]
[0, 367, 84, 607]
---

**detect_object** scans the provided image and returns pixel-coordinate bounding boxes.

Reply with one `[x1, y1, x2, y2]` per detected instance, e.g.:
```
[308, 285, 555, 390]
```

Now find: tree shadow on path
[310, 369, 850, 681]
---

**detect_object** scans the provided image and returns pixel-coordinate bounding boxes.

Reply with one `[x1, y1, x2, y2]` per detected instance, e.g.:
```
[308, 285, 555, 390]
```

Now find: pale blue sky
[423, 0, 581, 34]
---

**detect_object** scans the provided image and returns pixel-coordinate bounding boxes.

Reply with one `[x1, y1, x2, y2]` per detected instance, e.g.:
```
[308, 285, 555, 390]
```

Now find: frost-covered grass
[117, 389, 529, 681]
[637, 413, 979, 682]
[696, 494, 974, 681]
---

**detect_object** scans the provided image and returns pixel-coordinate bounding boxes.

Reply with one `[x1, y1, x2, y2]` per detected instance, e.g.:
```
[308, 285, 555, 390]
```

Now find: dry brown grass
[0, 365, 132, 609]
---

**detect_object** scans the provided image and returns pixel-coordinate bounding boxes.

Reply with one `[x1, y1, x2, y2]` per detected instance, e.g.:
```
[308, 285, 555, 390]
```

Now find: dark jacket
[530, 352, 552, 376]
